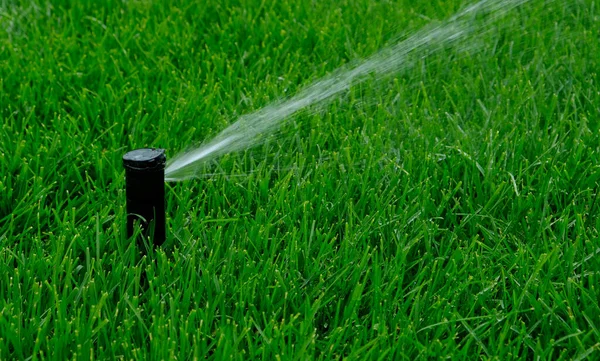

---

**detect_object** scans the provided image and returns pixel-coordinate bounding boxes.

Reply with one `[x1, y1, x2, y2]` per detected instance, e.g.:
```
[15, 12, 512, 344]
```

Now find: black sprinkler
[123, 148, 166, 248]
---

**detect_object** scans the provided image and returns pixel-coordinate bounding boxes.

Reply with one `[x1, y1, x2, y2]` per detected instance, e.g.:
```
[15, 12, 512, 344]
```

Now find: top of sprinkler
[123, 148, 166, 171]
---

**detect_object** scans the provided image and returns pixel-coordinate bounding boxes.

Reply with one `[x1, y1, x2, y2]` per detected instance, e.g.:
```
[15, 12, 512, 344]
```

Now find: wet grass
[1, 0, 599, 359]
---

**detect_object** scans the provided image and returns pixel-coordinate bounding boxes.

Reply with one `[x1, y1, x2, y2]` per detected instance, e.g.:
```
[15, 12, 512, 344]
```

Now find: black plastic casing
[123, 148, 166, 247]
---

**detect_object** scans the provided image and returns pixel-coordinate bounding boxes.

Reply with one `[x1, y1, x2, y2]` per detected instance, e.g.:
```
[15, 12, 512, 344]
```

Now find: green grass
[1, 0, 599, 359]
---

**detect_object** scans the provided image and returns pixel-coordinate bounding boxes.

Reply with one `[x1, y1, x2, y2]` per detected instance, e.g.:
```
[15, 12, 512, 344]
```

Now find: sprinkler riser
[123, 148, 166, 247]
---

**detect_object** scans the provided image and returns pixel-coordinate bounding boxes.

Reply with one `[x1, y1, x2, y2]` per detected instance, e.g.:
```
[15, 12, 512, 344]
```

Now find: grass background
[1, 0, 599, 359]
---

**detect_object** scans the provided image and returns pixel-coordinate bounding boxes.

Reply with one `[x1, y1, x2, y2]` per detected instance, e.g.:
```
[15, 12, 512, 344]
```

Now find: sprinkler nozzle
[123, 148, 166, 248]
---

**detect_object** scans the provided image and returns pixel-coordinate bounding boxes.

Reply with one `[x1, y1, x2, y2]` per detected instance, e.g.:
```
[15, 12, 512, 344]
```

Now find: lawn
[1, 0, 599, 359]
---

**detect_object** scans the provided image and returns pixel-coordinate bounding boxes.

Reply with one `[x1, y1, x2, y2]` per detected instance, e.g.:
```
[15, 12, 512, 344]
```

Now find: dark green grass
[1, 0, 599, 359]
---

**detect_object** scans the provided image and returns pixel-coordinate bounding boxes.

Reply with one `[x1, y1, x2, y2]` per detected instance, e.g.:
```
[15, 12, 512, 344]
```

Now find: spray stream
[165, 0, 534, 181]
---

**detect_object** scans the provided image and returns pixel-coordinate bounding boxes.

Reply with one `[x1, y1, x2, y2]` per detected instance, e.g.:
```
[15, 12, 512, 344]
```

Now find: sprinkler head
[123, 148, 166, 248]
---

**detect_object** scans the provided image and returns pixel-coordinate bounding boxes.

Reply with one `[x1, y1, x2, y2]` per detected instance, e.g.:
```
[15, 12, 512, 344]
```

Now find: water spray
[164, 0, 537, 181]
[123, 148, 166, 247]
